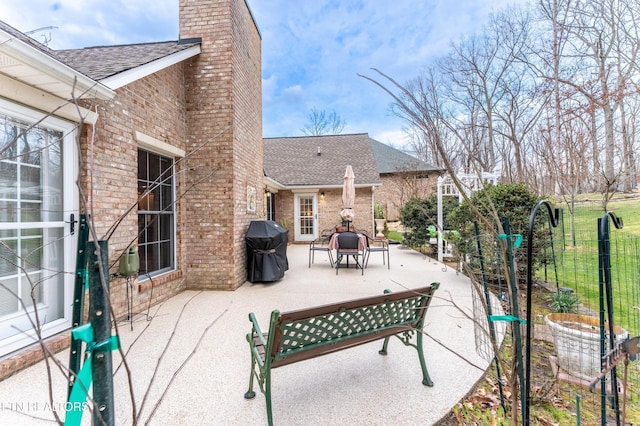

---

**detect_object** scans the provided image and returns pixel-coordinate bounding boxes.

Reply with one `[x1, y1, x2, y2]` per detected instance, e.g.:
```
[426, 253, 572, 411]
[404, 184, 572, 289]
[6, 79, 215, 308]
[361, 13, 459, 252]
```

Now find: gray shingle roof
[264, 134, 381, 187]
[55, 40, 200, 81]
[369, 138, 444, 174]
[0, 19, 200, 82]
[0, 20, 56, 55]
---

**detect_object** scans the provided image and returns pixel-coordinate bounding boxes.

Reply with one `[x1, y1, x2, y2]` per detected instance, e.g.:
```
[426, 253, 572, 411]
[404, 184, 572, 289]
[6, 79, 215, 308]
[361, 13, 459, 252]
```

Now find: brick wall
[0, 62, 191, 382]
[278, 188, 375, 244]
[0, 0, 261, 379]
[180, 0, 262, 289]
[77, 65, 190, 318]
[375, 173, 439, 221]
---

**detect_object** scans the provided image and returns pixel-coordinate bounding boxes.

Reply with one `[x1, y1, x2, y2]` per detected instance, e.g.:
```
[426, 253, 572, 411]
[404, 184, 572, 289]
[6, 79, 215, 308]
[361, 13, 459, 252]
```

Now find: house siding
[0, 61, 191, 381]
[83, 63, 190, 312]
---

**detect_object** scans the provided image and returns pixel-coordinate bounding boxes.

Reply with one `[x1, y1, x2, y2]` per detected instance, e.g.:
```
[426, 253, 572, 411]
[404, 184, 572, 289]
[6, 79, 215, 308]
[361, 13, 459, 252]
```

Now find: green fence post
[88, 240, 115, 426]
[597, 213, 623, 426]
[501, 217, 526, 424]
[68, 214, 89, 398]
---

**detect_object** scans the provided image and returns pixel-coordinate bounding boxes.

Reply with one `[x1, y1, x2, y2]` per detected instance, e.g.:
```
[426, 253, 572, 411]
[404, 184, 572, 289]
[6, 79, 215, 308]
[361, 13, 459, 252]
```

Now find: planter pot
[544, 313, 628, 381]
[374, 219, 385, 238]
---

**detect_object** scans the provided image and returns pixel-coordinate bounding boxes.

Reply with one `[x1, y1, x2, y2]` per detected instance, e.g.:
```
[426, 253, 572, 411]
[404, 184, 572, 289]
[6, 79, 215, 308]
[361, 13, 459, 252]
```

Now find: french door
[293, 193, 317, 242]
[0, 101, 77, 356]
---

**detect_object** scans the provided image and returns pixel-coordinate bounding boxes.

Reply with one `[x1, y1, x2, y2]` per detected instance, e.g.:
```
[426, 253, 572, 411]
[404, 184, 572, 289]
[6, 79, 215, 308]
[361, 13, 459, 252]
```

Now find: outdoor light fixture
[265, 189, 271, 197]
[320, 192, 325, 199]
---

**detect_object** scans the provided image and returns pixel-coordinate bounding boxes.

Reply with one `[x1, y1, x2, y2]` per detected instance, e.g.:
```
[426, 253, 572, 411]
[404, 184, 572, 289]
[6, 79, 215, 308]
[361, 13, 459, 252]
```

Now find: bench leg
[378, 336, 391, 355]
[264, 370, 274, 426]
[416, 331, 433, 387]
[244, 353, 257, 399]
[378, 334, 433, 387]
[245, 356, 275, 426]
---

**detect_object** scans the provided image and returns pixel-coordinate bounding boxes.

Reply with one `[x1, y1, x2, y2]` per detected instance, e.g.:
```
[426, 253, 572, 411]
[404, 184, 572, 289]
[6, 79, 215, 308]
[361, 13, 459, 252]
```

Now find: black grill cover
[245, 220, 289, 282]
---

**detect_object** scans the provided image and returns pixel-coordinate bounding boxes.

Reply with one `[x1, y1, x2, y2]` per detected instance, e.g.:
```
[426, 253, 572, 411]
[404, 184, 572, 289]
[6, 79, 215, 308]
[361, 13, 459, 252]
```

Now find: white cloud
[282, 85, 304, 102]
[0, 0, 178, 48]
[1, 0, 532, 147]
[373, 130, 408, 149]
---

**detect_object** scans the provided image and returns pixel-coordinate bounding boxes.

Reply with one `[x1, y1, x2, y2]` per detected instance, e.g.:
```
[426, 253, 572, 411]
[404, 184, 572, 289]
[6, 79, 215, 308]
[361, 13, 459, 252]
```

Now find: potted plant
[374, 202, 386, 238]
[544, 290, 628, 382]
[336, 215, 348, 233]
[550, 288, 578, 313]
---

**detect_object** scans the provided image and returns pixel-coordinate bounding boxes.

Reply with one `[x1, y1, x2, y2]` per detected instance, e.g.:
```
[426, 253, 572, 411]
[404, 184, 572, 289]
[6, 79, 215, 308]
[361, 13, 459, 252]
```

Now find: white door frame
[0, 99, 77, 356]
[293, 193, 318, 242]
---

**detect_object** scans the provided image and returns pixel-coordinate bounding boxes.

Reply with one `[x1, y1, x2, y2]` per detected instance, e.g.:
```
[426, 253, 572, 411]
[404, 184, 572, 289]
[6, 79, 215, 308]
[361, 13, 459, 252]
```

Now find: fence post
[523, 201, 559, 425]
[597, 213, 623, 426]
[88, 240, 115, 425]
[68, 214, 89, 398]
[501, 217, 526, 424]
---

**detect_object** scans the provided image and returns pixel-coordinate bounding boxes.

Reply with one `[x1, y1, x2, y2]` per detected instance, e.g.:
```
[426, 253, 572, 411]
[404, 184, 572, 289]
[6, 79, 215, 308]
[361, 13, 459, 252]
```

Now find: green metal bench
[244, 283, 440, 425]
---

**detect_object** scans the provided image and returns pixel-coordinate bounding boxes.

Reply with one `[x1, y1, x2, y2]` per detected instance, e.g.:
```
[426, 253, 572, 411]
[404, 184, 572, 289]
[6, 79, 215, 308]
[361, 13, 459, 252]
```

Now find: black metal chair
[335, 231, 363, 275]
[308, 229, 334, 267]
[363, 233, 390, 269]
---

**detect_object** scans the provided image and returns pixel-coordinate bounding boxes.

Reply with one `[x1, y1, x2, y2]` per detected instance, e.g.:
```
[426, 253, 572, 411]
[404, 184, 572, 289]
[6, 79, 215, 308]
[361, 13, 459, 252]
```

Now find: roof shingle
[55, 40, 200, 81]
[264, 134, 381, 187]
[369, 138, 444, 174]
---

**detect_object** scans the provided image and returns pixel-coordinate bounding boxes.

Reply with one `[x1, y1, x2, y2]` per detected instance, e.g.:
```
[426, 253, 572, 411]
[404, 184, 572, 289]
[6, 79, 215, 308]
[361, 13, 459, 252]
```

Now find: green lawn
[549, 196, 640, 335]
[386, 230, 403, 243]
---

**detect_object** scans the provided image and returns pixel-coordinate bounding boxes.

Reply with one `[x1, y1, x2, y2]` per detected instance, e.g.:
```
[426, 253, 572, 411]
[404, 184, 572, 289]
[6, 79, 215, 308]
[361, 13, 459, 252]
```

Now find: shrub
[400, 195, 458, 248]
[447, 182, 546, 284]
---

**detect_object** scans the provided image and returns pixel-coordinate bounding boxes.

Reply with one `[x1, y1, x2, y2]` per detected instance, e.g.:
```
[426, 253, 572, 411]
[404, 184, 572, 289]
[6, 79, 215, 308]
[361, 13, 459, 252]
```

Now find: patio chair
[308, 229, 334, 267]
[363, 233, 390, 269]
[335, 231, 364, 275]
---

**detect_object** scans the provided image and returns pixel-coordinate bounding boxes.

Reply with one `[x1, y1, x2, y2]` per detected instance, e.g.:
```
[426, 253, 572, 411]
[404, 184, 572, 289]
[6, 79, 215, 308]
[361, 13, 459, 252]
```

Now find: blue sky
[0, 0, 529, 148]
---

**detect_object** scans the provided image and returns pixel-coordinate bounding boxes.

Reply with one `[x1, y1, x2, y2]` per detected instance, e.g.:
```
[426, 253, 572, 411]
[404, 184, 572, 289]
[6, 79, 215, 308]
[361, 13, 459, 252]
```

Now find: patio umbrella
[340, 165, 355, 228]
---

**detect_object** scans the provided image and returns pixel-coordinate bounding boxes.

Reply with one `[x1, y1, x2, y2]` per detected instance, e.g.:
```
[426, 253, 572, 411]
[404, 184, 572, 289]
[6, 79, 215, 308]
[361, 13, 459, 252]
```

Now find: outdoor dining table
[328, 232, 367, 270]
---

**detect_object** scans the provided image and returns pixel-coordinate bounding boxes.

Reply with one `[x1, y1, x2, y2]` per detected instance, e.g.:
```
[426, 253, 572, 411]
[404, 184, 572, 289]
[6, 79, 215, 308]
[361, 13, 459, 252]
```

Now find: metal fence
[464, 204, 640, 425]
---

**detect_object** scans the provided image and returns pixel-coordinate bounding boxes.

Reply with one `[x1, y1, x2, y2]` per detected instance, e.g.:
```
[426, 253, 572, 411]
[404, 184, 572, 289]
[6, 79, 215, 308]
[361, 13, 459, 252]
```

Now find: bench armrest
[247, 312, 267, 346]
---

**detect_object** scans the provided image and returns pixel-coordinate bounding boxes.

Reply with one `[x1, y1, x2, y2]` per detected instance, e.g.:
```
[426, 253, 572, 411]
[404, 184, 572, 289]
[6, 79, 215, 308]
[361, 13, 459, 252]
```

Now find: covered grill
[245, 220, 289, 283]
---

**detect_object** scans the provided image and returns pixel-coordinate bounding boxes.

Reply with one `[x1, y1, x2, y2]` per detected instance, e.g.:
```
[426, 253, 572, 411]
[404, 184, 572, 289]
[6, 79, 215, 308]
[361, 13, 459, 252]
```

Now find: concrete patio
[0, 243, 502, 425]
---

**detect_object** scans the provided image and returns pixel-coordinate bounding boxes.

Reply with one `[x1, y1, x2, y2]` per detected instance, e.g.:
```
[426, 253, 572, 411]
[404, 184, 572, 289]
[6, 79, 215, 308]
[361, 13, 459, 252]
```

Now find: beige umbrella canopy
[340, 165, 355, 224]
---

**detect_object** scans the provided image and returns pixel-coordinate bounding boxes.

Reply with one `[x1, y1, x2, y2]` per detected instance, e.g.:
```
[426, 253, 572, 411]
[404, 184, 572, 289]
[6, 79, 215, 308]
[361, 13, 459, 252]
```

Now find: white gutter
[0, 29, 114, 101]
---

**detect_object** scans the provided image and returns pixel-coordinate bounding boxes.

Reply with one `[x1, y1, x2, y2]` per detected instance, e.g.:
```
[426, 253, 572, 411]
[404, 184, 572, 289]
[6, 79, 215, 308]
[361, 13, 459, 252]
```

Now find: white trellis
[436, 172, 499, 262]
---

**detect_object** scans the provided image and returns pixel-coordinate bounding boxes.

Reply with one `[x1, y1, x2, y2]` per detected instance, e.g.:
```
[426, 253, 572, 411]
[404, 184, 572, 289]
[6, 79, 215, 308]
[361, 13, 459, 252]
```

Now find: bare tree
[359, 67, 522, 424]
[537, 0, 640, 191]
[300, 107, 346, 135]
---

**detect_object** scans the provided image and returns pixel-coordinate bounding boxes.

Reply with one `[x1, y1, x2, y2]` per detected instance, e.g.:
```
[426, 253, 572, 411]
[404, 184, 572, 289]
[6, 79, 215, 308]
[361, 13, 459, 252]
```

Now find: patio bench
[243, 283, 439, 425]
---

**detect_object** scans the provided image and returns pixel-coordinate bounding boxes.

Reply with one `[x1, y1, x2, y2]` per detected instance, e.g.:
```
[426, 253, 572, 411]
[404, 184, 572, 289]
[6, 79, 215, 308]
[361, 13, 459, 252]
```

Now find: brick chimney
[179, 0, 262, 290]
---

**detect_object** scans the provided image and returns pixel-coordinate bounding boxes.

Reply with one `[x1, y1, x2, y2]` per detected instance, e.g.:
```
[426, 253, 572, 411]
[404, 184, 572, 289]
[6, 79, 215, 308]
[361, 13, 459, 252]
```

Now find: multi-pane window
[0, 110, 68, 353]
[298, 196, 313, 236]
[137, 149, 175, 276]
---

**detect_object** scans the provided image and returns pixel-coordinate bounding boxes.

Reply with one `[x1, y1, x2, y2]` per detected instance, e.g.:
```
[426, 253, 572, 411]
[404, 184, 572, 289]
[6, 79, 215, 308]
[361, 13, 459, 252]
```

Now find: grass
[435, 193, 640, 425]
[386, 230, 403, 243]
[548, 196, 640, 336]
[539, 195, 640, 424]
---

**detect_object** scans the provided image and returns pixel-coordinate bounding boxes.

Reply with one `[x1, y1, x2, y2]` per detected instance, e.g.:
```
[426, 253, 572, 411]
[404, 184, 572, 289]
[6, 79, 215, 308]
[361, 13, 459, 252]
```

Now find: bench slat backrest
[269, 285, 437, 367]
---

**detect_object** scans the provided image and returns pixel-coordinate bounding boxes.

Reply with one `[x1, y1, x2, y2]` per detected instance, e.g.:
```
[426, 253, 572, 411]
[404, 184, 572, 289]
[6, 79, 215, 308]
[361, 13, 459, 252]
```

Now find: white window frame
[0, 98, 78, 356]
[137, 148, 177, 279]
